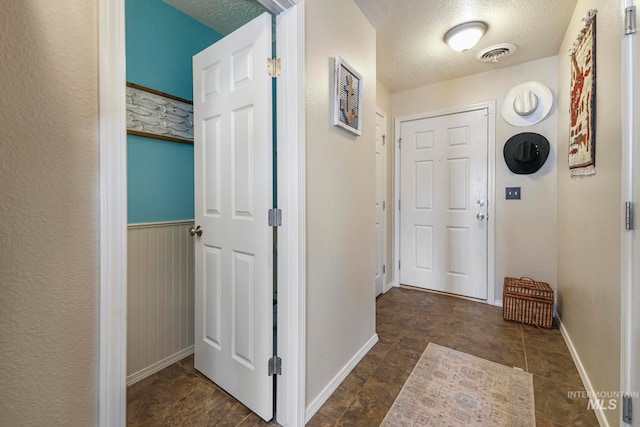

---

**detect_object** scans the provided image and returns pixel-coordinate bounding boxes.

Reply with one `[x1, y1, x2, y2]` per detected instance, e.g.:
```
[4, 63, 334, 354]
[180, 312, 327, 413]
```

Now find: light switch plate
[506, 187, 521, 200]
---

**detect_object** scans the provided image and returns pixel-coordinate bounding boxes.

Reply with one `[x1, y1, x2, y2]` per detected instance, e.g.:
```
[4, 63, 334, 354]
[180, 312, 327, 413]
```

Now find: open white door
[192, 12, 274, 421]
[399, 109, 488, 300]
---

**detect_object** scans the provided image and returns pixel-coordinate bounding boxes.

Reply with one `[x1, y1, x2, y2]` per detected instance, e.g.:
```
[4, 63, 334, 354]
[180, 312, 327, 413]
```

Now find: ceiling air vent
[476, 43, 517, 63]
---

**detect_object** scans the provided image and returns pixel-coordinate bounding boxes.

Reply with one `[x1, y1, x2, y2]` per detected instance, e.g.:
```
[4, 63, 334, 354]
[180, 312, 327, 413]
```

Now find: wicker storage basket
[503, 277, 554, 328]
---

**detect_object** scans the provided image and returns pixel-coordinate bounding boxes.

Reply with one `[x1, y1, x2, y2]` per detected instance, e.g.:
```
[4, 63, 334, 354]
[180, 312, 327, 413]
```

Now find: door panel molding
[393, 102, 496, 304]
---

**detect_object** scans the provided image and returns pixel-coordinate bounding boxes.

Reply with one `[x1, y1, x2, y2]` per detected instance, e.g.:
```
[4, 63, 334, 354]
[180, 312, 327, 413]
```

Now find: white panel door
[375, 111, 387, 296]
[399, 109, 488, 299]
[192, 12, 273, 421]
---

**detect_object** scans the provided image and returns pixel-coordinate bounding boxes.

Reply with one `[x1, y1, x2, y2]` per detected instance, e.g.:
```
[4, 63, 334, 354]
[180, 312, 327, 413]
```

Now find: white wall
[305, 0, 377, 408]
[557, 2, 622, 425]
[0, 2, 99, 425]
[392, 56, 559, 299]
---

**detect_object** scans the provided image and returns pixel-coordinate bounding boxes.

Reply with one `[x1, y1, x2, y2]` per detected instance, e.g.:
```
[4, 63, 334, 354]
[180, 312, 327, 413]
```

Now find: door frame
[375, 108, 389, 295]
[621, 0, 637, 423]
[274, 4, 307, 426]
[97, 1, 307, 426]
[393, 102, 497, 304]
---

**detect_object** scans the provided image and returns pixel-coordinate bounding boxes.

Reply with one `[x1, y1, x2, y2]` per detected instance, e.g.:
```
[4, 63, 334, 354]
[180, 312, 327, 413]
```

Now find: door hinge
[398, 200, 401, 210]
[398, 138, 402, 148]
[382, 264, 386, 274]
[268, 356, 282, 376]
[268, 208, 282, 227]
[398, 260, 401, 270]
[382, 135, 386, 146]
[626, 201, 634, 230]
[623, 395, 633, 423]
[626, 6, 636, 35]
[382, 200, 386, 211]
[267, 57, 281, 78]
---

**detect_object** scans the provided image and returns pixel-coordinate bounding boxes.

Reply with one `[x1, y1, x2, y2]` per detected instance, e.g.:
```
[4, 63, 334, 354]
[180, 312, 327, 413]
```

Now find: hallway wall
[304, 0, 378, 413]
[0, 2, 99, 425]
[556, 2, 623, 425]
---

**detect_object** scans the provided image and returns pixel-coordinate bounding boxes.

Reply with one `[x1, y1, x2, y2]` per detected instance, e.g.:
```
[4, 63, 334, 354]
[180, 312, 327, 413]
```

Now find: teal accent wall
[126, 0, 222, 223]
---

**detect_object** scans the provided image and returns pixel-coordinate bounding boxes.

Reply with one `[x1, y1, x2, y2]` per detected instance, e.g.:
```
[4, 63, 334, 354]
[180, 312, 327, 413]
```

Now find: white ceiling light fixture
[444, 21, 488, 52]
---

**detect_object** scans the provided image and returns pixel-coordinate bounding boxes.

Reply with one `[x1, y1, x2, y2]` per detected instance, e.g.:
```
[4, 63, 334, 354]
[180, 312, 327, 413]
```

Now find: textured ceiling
[354, 0, 579, 92]
[165, 0, 578, 93]
[163, 0, 268, 35]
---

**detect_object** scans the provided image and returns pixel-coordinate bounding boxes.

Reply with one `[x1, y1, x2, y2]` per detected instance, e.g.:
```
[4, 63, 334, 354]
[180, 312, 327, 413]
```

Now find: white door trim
[393, 102, 496, 304]
[98, 2, 306, 426]
[375, 108, 390, 294]
[256, 0, 297, 13]
[621, 0, 636, 424]
[275, 4, 306, 426]
[98, 0, 127, 425]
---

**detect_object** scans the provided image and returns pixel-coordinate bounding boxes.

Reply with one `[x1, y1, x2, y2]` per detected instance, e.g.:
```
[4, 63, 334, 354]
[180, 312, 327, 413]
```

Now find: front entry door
[192, 13, 274, 421]
[399, 109, 488, 299]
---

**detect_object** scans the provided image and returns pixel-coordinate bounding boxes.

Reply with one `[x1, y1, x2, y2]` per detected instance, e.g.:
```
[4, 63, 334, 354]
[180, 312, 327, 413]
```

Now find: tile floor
[127, 287, 599, 426]
[127, 355, 277, 426]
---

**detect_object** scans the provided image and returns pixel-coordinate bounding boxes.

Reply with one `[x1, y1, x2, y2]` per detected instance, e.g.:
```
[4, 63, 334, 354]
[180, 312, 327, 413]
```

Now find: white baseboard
[557, 316, 608, 427]
[494, 299, 503, 307]
[383, 281, 395, 293]
[126, 346, 194, 386]
[305, 334, 379, 423]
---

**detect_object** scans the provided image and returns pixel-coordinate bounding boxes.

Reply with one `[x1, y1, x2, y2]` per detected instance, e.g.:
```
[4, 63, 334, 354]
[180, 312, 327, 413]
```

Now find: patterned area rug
[381, 343, 535, 426]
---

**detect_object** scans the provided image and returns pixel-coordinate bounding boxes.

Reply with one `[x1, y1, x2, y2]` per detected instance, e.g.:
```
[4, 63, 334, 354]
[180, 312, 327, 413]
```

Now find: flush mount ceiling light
[444, 21, 488, 52]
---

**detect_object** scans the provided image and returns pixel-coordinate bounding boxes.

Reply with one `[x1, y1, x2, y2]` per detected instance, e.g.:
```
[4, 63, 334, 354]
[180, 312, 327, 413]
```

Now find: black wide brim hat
[503, 132, 550, 175]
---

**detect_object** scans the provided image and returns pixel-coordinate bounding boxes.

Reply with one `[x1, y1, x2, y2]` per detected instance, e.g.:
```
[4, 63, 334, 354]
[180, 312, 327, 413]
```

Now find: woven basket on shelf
[503, 277, 554, 328]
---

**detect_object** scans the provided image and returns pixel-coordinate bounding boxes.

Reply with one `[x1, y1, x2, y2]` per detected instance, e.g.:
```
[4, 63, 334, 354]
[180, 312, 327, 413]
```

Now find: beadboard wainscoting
[127, 220, 195, 385]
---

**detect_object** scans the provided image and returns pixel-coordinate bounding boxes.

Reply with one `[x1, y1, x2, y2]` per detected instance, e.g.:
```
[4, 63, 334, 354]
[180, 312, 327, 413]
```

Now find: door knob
[476, 213, 486, 221]
[189, 225, 203, 237]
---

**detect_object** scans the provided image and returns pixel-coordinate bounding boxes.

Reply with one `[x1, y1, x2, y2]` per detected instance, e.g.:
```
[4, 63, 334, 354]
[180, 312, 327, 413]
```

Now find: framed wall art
[568, 9, 596, 176]
[333, 56, 363, 136]
[126, 82, 194, 144]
